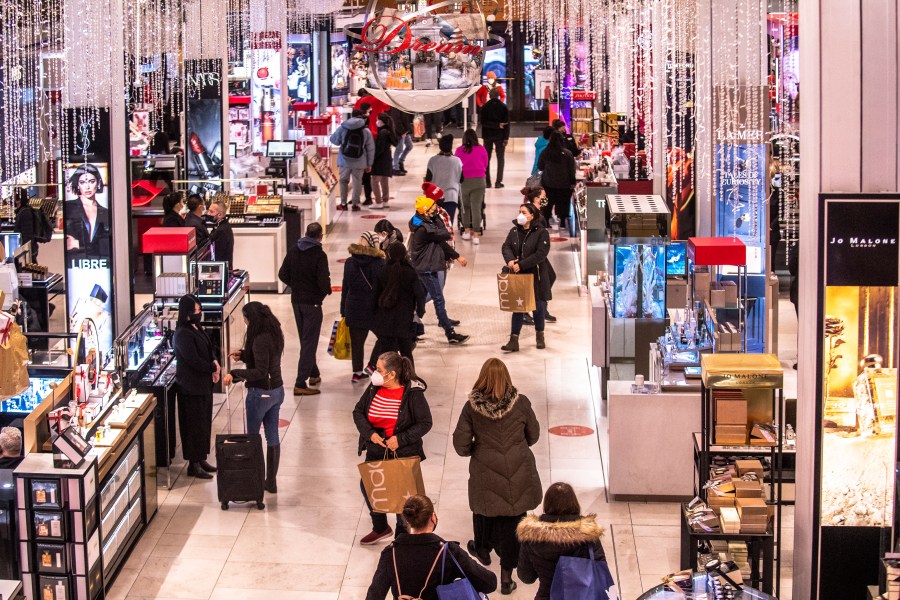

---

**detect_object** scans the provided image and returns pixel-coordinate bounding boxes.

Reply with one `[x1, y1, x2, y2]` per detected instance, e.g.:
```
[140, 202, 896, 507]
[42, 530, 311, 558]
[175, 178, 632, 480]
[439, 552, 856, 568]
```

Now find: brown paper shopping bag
[497, 271, 536, 313]
[358, 453, 427, 514]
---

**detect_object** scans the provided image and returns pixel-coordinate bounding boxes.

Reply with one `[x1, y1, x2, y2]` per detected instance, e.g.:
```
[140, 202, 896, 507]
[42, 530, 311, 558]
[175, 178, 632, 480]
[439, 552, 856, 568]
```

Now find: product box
[693, 270, 711, 300]
[715, 425, 748, 445]
[142, 227, 197, 254]
[719, 507, 741, 534]
[733, 479, 763, 498]
[721, 280, 738, 304]
[706, 493, 735, 510]
[715, 397, 748, 425]
[735, 459, 764, 478]
[736, 497, 768, 520]
[710, 286, 727, 308]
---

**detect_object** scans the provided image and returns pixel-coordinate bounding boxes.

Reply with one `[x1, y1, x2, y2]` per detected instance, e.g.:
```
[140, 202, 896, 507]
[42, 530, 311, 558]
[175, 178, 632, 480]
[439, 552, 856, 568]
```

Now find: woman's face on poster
[78, 173, 98, 200]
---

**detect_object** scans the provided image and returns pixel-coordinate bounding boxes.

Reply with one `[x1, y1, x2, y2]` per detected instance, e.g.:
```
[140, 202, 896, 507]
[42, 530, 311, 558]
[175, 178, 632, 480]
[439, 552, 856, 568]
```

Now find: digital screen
[0, 232, 21, 261]
[287, 38, 313, 103]
[266, 141, 296, 159]
[229, 142, 237, 158]
[330, 35, 350, 98]
[524, 45, 542, 110]
[666, 242, 687, 276]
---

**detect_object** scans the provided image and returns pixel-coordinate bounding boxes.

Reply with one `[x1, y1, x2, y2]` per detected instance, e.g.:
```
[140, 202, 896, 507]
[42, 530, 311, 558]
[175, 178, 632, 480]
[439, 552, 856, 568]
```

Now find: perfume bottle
[42, 584, 53, 600]
[71, 284, 110, 335]
[852, 354, 898, 435]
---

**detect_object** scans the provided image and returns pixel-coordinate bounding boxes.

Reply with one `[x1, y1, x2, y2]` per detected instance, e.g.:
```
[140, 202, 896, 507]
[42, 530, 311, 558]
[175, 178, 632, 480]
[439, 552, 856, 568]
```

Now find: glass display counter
[637, 574, 776, 599]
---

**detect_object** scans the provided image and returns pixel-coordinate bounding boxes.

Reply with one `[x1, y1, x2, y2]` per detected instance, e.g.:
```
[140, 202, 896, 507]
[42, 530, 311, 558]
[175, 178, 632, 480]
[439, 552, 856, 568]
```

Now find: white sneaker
[368, 203, 383, 210]
[473, 236, 480, 245]
[381, 203, 390, 210]
[462, 232, 472, 241]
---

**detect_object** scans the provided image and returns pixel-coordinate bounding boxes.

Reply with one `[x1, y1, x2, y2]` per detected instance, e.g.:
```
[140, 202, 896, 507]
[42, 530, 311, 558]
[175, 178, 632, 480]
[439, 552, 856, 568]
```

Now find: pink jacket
[455, 145, 489, 180]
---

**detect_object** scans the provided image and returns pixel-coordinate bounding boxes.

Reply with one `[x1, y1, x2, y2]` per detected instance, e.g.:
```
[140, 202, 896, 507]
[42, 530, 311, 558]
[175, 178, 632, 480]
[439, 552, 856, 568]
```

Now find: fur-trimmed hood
[516, 514, 605, 545]
[348, 243, 385, 258]
[468, 386, 519, 420]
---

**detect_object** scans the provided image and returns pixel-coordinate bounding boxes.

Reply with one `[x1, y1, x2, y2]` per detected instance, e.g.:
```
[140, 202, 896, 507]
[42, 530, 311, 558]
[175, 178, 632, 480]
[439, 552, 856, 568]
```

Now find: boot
[536, 331, 546, 350]
[265, 445, 280, 494]
[187, 462, 212, 479]
[501, 334, 519, 352]
[500, 568, 517, 595]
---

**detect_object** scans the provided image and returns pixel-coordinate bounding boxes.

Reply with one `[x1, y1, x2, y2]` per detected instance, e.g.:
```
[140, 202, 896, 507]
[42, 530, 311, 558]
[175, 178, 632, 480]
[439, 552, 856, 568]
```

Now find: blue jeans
[393, 134, 413, 169]
[419, 272, 452, 333]
[245, 386, 285, 447]
[512, 300, 547, 334]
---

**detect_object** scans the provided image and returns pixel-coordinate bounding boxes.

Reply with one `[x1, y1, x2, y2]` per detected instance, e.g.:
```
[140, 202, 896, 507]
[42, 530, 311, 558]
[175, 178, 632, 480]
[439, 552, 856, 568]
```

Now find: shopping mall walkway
[112, 139, 795, 600]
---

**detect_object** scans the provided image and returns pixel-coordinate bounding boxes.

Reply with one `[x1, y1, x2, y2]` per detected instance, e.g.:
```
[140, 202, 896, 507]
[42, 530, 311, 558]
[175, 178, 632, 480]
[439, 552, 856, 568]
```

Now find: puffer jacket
[353, 378, 432, 460]
[408, 214, 459, 273]
[452, 387, 542, 517]
[516, 514, 607, 600]
[501, 222, 556, 302]
[341, 244, 385, 331]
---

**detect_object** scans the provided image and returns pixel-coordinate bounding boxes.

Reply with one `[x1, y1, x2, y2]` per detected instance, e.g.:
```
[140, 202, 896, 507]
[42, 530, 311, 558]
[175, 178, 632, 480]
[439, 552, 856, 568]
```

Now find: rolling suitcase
[216, 385, 266, 510]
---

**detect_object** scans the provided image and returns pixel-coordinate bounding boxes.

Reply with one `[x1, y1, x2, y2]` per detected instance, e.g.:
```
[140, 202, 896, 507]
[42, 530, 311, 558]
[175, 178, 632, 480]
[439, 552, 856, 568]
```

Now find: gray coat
[329, 117, 375, 169]
[452, 387, 543, 517]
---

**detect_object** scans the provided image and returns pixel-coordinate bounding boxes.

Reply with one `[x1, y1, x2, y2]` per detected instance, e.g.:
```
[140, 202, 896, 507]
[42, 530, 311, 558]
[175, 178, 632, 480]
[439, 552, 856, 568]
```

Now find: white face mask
[487, 79, 496, 85]
[371, 371, 385, 387]
[516, 213, 529, 225]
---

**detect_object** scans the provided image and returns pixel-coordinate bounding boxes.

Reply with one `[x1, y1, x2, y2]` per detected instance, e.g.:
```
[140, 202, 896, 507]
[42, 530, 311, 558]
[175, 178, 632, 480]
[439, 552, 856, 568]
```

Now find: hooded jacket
[353, 378, 432, 460]
[330, 117, 375, 169]
[340, 244, 385, 330]
[501, 222, 556, 302]
[538, 148, 577, 190]
[480, 98, 510, 143]
[516, 514, 607, 600]
[532, 135, 549, 174]
[278, 236, 332, 305]
[372, 259, 427, 339]
[452, 387, 542, 517]
[408, 214, 459, 274]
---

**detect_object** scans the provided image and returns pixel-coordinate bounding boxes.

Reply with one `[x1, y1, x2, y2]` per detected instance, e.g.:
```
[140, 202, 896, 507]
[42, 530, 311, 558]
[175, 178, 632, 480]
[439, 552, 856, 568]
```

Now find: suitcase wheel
[256, 501, 265, 510]
[221, 502, 229, 511]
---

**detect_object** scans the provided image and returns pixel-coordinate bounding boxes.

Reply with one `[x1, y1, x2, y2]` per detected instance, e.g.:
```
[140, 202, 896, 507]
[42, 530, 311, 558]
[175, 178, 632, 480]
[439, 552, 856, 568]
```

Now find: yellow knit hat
[415, 195, 435, 213]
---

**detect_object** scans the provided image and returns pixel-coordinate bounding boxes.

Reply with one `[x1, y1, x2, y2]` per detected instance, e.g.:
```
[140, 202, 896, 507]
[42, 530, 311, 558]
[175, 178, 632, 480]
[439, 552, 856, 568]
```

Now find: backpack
[31, 207, 54, 243]
[341, 126, 366, 159]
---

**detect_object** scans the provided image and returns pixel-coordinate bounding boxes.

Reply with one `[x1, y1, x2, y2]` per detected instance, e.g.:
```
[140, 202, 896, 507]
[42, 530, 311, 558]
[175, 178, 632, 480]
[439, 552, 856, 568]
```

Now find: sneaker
[337, 204, 347, 211]
[351, 205, 361, 212]
[545, 312, 557, 323]
[381, 203, 391, 209]
[461, 232, 472, 241]
[426, 140, 433, 147]
[392, 169, 404, 176]
[362, 199, 373, 206]
[364, 364, 376, 376]
[360, 527, 393, 545]
[473, 237, 480, 245]
[368, 202, 383, 210]
[486, 181, 492, 188]
[308, 376, 322, 386]
[449, 319, 460, 327]
[447, 331, 469, 344]
[351, 372, 369, 383]
[294, 386, 321, 396]
[495, 182, 504, 189]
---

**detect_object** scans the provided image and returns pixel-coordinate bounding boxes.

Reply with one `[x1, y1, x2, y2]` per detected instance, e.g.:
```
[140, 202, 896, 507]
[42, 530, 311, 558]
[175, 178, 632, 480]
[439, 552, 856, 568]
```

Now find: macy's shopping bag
[358, 453, 426, 514]
[497, 270, 536, 313]
[550, 547, 617, 600]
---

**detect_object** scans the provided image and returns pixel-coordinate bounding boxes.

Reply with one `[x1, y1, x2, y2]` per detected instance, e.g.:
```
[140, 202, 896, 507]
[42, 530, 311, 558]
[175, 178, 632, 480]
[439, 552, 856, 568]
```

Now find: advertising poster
[63, 162, 114, 355]
[185, 59, 224, 187]
[287, 40, 313, 103]
[331, 41, 350, 98]
[533, 69, 556, 103]
[250, 31, 283, 154]
[714, 144, 767, 274]
[819, 198, 900, 529]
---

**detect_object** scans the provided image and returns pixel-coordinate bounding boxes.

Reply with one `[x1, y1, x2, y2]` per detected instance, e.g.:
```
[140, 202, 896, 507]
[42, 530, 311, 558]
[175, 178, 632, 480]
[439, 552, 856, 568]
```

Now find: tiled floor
[112, 139, 797, 599]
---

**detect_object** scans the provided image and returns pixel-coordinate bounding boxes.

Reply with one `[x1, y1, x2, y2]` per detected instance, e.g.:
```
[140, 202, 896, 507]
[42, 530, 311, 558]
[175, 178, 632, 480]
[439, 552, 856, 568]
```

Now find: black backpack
[341, 127, 366, 159]
[31, 207, 53, 243]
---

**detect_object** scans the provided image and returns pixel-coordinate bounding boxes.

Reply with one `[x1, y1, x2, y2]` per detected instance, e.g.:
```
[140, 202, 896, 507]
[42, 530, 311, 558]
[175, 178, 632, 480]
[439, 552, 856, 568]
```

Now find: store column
[248, 0, 288, 154]
[794, 0, 900, 598]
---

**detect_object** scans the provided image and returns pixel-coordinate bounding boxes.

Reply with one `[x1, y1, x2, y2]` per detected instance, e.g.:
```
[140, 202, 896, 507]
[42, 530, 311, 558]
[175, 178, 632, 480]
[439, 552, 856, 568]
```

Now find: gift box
[715, 425, 747, 445]
[715, 396, 748, 425]
[142, 227, 197, 254]
[733, 479, 763, 498]
[735, 459, 764, 478]
[736, 497, 768, 520]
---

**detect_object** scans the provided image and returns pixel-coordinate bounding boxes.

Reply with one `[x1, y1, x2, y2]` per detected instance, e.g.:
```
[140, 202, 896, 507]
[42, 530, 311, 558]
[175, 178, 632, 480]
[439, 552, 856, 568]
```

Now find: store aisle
[111, 139, 793, 600]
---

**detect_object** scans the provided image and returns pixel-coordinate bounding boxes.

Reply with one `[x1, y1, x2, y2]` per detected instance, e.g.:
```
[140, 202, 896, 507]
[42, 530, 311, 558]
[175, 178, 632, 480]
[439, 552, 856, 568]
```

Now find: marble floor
[112, 138, 798, 599]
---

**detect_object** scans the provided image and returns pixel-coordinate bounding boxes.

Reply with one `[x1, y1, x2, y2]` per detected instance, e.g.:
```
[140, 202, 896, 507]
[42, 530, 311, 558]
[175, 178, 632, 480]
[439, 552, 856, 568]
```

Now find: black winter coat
[209, 219, 234, 267]
[390, 107, 413, 136]
[162, 210, 185, 228]
[353, 379, 433, 459]
[341, 244, 386, 330]
[172, 324, 217, 395]
[408, 215, 458, 273]
[501, 223, 556, 302]
[480, 99, 510, 142]
[372, 263, 426, 339]
[366, 533, 497, 600]
[230, 332, 283, 390]
[184, 211, 209, 245]
[278, 237, 332, 305]
[372, 128, 396, 177]
[517, 514, 608, 600]
[538, 149, 577, 190]
[453, 387, 542, 517]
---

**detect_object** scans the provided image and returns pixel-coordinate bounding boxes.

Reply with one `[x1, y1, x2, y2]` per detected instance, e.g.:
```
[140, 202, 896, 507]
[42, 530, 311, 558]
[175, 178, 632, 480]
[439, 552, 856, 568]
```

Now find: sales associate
[206, 200, 234, 268]
[0, 428, 23, 470]
[65, 164, 111, 260]
[184, 195, 210, 245]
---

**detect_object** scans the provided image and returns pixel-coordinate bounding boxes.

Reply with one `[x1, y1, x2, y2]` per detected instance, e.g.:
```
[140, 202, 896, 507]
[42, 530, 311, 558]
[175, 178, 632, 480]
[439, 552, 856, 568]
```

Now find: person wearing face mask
[172, 294, 221, 478]
[341, 232, 387, 382]
[519, 187, 558, 325]
[476, 71, 506, 107]
[162, 193, 186, 227]
[184, 194, 210, 245]
[365, 495, 497, 600]
[369, 112, 398, 210]
[353, 352, 433, 544]
[374, 219, 404, 250]
[500, 204, 555, 352]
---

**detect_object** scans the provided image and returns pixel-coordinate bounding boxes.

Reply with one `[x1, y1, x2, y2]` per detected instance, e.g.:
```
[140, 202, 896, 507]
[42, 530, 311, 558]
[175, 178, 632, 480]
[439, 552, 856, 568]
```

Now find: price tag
[17, 272, 33, 286]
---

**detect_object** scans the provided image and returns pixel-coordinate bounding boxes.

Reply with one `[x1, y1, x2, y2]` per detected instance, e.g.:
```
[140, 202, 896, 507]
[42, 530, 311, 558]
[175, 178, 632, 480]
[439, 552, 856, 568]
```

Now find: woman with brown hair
[452, 358, 542, 594]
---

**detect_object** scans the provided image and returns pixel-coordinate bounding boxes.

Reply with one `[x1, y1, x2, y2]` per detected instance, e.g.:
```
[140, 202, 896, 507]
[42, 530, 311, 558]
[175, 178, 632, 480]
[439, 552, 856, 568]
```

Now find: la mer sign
[355, 14, 483, 56]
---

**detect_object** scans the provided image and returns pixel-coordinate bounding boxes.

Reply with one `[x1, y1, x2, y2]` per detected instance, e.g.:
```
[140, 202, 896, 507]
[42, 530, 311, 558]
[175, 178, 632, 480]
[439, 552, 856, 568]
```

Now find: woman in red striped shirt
[354, 351, 433, 545]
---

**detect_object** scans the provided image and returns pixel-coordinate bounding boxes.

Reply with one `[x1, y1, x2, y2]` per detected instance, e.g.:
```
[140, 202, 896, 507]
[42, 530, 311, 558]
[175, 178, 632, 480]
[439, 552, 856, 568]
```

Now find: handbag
[358, 451, 427, 514]
[525, 170, 543, 190]
[549, 546, 616, 600]
[333, 318, 351, 360]
[393, 543, 444, 600]
[436, 543, 482, 600]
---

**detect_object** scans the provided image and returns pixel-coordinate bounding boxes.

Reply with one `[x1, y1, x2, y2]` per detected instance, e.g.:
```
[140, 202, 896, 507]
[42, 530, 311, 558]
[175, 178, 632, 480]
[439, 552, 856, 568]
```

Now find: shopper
[357, 102, 376, 206]
[424, 111, 443, 147]
[222, 301, 285, 493]
[341, 232, 386, 382]
[408, 196, 469, 345]
[424, 134, 463, 226]
[365, 495, 497, 600]
[330, 108, 375, 211]
[419, 184, 456, 293]
[375, 219, 404, 250]
[538, 132, 577, 232]
[552, 118, 580, 157]
[162, 193, 185, 227]
[500, 203, 555, 351]
[172, 294, 220, 479]
[390, 107, 413, 176]
[370, 112, 397, 210]
[0, 427, 24, 469]
[183, 194, 209, 245]
[372, 242, 426, 364]
[12, 189, 40, 262]
[532, 126, 554, 174]
[278, 222, 331, 395]
[516, 482, 608, 600]
[355, 88, 391, 137]
[452, 358, 542, 595]
[519, 188, 557, 325]
[480, 87, 510, 188]
[206, 200, 234, 268]
[353, 352, 433, 543]
[455, 129, 488, 244]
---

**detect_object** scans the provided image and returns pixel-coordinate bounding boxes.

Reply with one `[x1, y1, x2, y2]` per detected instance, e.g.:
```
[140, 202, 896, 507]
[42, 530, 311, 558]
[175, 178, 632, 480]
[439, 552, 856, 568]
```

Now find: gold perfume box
[701, 354, 784, 389]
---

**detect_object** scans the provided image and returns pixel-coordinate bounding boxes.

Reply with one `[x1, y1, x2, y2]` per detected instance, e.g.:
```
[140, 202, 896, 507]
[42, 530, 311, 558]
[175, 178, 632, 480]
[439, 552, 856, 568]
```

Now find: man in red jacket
[355, 88, 391, 137]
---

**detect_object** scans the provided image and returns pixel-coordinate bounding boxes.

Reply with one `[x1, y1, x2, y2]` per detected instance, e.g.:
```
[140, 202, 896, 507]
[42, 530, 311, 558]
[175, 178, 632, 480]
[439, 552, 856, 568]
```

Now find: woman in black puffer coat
[500, 203, 556, 352]
[453, 358, 542, 595]
[372, 242, 426, 367]
[517, 482, 608, 600]
[341, 232, 386, 381]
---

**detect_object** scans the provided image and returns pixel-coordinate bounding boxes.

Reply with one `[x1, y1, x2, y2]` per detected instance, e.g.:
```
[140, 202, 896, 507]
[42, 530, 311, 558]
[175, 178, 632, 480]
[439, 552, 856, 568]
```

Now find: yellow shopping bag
[332, 318, 351, 360]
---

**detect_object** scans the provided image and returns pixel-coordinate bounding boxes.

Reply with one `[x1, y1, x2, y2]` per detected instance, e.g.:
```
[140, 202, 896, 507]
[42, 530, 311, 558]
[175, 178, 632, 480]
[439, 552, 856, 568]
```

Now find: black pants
[349, 326, 379, 373]
[177, 391, 213, 462]
[360, 477, 408, 535]
[292, 303, 323, 387]
[484, 139, 506, 185]
[425, 112, 443, 139]
[472, 513, 525, 569]
[363, 171, 372, 203]
[372, 336, 415, 370]
[543, 186, 572, 227]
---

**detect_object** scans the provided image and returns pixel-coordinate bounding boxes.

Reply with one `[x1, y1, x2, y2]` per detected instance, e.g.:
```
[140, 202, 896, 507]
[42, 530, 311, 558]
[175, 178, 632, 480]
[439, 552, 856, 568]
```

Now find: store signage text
[71, 258, 109, 269]
[251, 31, 282, 50]
[355, 15, 483, 56]
[716, 129, 764, 142]
[185, 71, 221, 90]
[829, 237, 896, 248]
